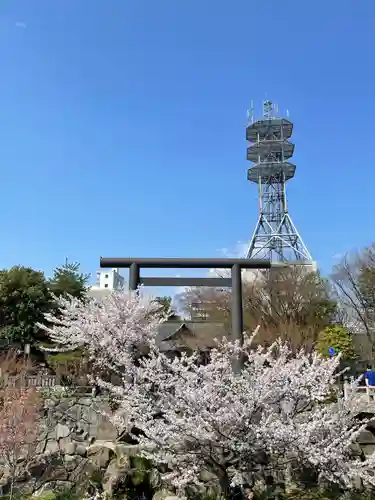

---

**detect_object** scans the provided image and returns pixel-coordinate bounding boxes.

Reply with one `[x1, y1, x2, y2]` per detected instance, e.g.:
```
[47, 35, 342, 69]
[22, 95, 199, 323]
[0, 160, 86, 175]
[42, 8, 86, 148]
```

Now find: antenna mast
[245, 100, 313, 263]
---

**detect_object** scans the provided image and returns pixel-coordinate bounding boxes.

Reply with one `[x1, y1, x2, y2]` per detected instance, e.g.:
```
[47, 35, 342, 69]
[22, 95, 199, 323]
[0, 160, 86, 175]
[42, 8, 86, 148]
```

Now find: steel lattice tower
[246, 101, 313, 262]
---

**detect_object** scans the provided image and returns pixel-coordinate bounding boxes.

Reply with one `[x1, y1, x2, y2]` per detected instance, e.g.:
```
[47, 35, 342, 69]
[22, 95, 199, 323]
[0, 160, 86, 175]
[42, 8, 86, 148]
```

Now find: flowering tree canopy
[41, 291, 375, 496]
[39, 291, 165, 375]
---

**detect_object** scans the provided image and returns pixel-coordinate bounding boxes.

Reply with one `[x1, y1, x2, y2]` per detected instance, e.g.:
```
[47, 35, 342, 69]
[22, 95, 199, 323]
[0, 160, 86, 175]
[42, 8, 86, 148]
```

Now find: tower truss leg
[245, 101, 313, 264]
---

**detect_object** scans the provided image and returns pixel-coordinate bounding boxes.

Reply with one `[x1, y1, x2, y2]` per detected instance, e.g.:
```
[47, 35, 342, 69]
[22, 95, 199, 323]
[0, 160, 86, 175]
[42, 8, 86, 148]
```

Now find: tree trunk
[218, 469, 231, 500]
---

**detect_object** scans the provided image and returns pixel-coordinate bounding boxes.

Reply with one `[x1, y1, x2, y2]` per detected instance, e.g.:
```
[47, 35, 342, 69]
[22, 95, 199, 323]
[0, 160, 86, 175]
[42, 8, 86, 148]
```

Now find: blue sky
[0, 0, 374, 288]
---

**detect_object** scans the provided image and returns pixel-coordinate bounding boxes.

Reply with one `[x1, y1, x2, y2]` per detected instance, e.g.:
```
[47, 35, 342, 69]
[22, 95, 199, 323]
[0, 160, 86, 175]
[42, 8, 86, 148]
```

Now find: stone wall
[2, 393, 375, 498]
[0, 394, 122, 496]
[356, 418, 375, 458]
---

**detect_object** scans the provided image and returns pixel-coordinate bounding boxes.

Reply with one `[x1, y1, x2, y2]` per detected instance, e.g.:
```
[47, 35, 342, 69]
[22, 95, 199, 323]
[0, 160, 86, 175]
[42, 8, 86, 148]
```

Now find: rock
[352, 475, 363, 490]
[149, 469, 162, 489]
[75, 444, 87, 457]
[87, 445, 111, 469]
[28, 453, 66, 483]
[350, 442, 364, 457]
[56, 423, 70, 439]
[35, 439, 47, 454]
[28, 458, 52, 480]
[358, 429, 375, 444]
[70, 432, 86, 442]
[44, 440, 59, 454]
[115, 443, 142, 457]
[2, 478, 36, 497]
[0, 395, 133, 496]
[46, 465, 69, 482]
[33, 480, 74, 495]
[64, 454, 77, 463]
[102, 456, 131, 496]
[96, 421, 118, 441]
[362, 444, 375, 457]
[199, 468, 217, 483]
[62, 440, 77, 455]
[63, 454, 83, 473]
[153, 489, 178, 500]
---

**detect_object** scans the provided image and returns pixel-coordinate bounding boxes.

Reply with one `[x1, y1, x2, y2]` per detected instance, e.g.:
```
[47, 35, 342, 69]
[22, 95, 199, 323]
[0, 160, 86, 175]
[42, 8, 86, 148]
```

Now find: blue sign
[328, 347, 336, 357]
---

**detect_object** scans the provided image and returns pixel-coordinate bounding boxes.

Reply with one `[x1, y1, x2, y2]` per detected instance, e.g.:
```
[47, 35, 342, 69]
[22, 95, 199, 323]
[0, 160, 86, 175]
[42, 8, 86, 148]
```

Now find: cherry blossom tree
[0, 375, 40, 497]
[39, 291, 165, 377]
[40, 291, 375, 497]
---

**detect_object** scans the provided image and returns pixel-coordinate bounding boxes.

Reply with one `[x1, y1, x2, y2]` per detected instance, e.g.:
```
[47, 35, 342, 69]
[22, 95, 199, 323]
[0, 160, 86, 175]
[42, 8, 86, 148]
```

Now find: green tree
[48, 259, 89, 300]
[152, 296, 172, 316]
[45, 260, 90, 373]
[315, 324, 357, 360]
[0, 266, 53, 346]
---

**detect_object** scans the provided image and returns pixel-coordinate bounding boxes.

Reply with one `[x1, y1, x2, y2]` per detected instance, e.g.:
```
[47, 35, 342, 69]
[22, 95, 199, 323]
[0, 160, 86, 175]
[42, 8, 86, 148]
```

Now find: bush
[316, 324, 357, 360]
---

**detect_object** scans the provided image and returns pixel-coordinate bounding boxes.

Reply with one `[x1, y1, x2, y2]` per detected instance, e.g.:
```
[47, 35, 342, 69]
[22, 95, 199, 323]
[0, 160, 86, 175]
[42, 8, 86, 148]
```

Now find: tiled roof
[155, 319, 227, 351]
[155, 321, 186, 343]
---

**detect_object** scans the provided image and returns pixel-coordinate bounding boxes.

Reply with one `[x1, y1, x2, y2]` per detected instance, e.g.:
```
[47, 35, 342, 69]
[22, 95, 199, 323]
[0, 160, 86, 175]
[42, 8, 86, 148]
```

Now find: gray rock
[149, 469, 162, 489]
[116, 443, 142, 457]
[70, 432, 86, 442]
[33, 480, 74, 495]
[63, 455, 83, 473]
[358, 429, 375, 444]
[44, 440, 59, 454]
[102, 457, 131, 496]
[350, 442, 364, 457]
[59, 437, 73, 453]
[153, 490, 178, 500]
[64, 454, 77, 463]
[56, 423, 70, 439]
[64, 441, 77, 455]
[28, 458, 53, 480]
[352, 475, 363, 490]
[362, 443, 375, 457]
[199, 469, 218, 483]
[87, 446, 111, 469]
[75, 444, 87, 457]
[46, 465, 69, 482]
[35, 439, 47, 455]
[96, 421, 118, 441]
[2, 395, 132, 497]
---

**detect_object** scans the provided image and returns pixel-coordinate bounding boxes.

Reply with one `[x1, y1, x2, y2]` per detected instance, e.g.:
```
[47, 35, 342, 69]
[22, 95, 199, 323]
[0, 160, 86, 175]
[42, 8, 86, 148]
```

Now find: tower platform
[245, 101, 313, 263]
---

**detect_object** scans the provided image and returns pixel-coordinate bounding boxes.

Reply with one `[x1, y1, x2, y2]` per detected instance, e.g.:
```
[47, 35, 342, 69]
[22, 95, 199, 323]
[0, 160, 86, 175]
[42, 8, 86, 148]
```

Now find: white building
[88, 268, 126, 299]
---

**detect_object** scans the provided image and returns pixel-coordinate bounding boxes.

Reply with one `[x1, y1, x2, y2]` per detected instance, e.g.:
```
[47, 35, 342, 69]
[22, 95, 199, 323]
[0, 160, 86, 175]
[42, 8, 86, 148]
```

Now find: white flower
[41, 291, 375, 493]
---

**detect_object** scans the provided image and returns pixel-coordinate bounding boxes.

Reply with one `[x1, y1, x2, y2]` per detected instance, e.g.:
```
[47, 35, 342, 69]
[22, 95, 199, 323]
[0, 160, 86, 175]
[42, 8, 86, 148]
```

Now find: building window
[105, 274, 109, 278]
[104, 284, 108, 288]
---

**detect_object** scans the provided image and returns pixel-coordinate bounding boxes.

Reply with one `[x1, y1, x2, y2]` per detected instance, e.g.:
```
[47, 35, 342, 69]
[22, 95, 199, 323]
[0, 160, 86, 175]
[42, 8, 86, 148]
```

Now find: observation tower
[245, 100, 313, 263]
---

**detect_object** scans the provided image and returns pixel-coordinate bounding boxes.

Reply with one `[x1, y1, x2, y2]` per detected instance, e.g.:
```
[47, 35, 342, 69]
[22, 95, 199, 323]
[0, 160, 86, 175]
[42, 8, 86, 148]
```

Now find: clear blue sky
[0, 0, 374, 285]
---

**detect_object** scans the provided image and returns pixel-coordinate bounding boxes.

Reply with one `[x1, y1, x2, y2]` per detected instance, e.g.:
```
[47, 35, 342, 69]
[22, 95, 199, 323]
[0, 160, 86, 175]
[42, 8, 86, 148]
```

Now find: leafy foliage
[316, 325, 357, 360]
[0, 266, 53, 345]
[152, 296, 173, 318]
[48, 259, 90, 300]
[38, 291, 165, 381]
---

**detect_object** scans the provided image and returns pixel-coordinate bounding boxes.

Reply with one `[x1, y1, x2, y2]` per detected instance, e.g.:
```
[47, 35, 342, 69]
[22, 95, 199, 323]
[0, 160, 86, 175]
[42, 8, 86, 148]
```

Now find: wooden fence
[0, 372, 60, 388]
[0, 371, 96, 394]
